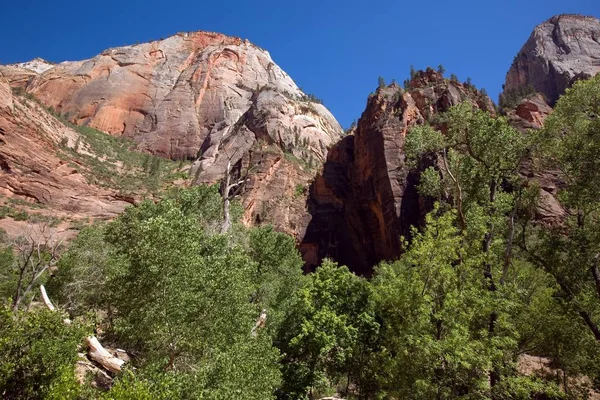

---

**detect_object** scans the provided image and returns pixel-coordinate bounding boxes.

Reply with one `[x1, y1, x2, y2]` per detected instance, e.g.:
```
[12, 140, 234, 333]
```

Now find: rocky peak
[504, 14, 600, 106]
[301, 72, 493, 274]
[0, 31, 342, 174]
[0, 31, 344, 238]
[9, 58, 55, 74]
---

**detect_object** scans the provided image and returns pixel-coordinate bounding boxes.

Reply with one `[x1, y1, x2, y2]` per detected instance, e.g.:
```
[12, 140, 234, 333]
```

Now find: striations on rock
[302, 70, 494, 274]
[0, 31, 343, 237]
[504, 14, 600, 106]
[0, 77, 132, 230]
[503, 14, 600, 228]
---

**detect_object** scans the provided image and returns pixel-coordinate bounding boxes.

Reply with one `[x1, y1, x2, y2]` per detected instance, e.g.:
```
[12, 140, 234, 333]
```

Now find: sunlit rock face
[0, 76, 131, 223]
[0, 31, 343, 239]
[504, 14, 600, 106]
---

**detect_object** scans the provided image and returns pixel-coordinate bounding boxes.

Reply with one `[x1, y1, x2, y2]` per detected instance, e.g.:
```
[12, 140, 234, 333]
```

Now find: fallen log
[85, 336, 124, 374]
[39, 285, 124, 373]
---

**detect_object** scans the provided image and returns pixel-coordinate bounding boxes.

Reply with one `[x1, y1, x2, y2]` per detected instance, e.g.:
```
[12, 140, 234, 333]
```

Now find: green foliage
[47, 110, 188, 194]
[523, 74, 600, 386]
[6, 76, 600, 399]
[378, 76, 385, 89]
[45, 185, 302, 398]
[498, 84, 537, 110]
[47, 224, 116, 318]
[0, 246, 15, 300]
[0, 204, 30, 221]
[294, 184, 307, 198]
[373, 211, 495, 399]
[492, 376, 565, 400]
[437, 64, 446, 75]
[277, 260, 378, 399]
[0, 304, 86, 399]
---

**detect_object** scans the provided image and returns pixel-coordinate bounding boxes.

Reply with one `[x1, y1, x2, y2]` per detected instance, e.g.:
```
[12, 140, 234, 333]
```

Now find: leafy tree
[44, 185, 291, 398]
[0, 303, 86, 399]
[105, 198, 279, 378]
[373, 210, 496, 399]
[48, 224, 116, 319]
[247, 226, 305, 332]
[378, 76, 385, 89]
[404, 103, 538, 393]
[276, 260, 378, 399]
[523, 75, 600, 385]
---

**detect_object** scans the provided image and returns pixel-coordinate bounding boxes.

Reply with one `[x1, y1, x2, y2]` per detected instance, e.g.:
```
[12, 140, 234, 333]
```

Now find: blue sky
[1, 0, 598, 128]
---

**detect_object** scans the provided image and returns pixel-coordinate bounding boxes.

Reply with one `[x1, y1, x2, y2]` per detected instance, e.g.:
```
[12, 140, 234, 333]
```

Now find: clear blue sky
[1, 0, 597, 128]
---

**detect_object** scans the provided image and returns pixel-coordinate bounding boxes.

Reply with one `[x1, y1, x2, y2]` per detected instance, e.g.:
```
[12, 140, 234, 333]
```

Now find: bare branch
[39, 286, 125, 373]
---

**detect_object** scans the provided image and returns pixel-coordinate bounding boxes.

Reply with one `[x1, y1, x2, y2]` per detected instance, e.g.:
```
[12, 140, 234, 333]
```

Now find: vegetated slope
[0, 31, 343, 238]
[0, 76, 188, 237]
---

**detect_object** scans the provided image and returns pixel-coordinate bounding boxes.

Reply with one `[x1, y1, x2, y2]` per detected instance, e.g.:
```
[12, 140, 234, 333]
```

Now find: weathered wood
[39, 285, 124, 373]
[251, 309, 267, 337]
[85, 336, 125, 374]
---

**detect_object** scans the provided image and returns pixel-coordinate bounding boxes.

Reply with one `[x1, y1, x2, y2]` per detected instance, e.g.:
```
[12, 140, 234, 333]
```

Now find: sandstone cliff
[0, 31, 343, 238]
[502, 15, 600, 227]
[301, 70, 494, 274]
[504, 14, 600, 106]
[0, 77, 136, 237]
[0, 32, 341, 176]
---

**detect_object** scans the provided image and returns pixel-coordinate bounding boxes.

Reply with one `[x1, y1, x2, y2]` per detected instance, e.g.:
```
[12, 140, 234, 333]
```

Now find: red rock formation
[0, 31, 342, 237]
[302, 70, 494, 274]
[0, 77, 132, 234]
[0, 32, 341, 177]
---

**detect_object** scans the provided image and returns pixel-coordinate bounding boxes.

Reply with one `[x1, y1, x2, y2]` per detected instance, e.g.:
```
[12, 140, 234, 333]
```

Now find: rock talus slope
[0, 77, 132, 235]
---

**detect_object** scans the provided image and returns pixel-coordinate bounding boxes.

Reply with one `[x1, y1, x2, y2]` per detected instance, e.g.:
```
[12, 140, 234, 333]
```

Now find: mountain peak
[504, 13, 600, 105]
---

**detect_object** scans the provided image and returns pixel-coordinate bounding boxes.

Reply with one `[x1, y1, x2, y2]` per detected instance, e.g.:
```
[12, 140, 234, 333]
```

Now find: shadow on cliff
[299, 135, 428, 277]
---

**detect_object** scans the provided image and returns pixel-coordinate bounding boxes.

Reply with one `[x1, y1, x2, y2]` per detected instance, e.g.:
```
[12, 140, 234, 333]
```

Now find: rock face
[505, 14, 600, 106]
[1, 32, 341, 178]
[301, 70, 494, 274]
[0, 31, 343, 237]
[503, 15, 600, 227]
[505, 93, 553, 130]
[0, 77, 131, 229]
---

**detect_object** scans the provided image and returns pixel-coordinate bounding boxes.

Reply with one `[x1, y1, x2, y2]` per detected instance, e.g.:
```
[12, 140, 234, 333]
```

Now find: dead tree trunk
[40, 285, 125, 373]
[221, 160, 232, 234]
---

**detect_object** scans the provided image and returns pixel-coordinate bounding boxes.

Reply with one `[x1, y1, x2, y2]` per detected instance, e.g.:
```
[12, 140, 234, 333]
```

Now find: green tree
[523, 75, 600, 384]
[47, 224, 116, 319]
[0, 304, 86, 399]
[404, 103, 539, 393]
[247, 226, 305, 332]
[437, 64, 446, 76]
[373, 210, 494, 399]
[277, 260, 379, 399]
